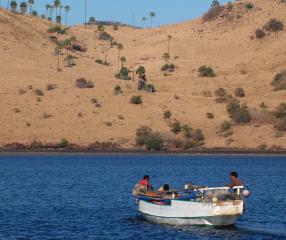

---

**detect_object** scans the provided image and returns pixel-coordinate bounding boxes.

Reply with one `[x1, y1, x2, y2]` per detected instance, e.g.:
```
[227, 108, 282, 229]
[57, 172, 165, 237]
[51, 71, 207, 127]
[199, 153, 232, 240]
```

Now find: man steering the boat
[228, 171, 244, 188]
[139, 175, 153, 191]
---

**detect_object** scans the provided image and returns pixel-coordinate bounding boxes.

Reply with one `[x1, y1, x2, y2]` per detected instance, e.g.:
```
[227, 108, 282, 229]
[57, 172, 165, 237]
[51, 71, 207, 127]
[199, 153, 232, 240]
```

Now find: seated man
[228, 171, 244, 189]
[132, 175, 153, 196]
[158, 184, 170, 193]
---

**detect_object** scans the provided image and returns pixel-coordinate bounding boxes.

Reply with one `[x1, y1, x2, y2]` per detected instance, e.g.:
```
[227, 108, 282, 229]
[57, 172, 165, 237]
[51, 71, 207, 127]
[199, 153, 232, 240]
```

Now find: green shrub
[47, 26, 66, 34]
[59, 139, 69, 148]
[145, 133, 164, 150]
[227, 100, 251, 124]
[130, 95, 142, 104]
[264, 18, 284, 32]
[258, 143, 267, 150]
[198, 66, 215, 77]
[271, 71, 286, 91]
[32, 10, 38, 16]
[232, 104, 252, 124]
[143, 84, 156, 93]
[215, 88, 226, 97]
[182, 125, 193, 139]
[164, 111, 172, 119]
[259, 102, 268, 109]
[245, 3, 254, 10]
[207, 112, 214, 119]
[116, 67, 130, 80]
[255, 29, 266, 39]
[95, 59, 109, 66]
[170, 121, 182, 134]
[274, 117, 286, 131]
[136, 66, 146, 75]
[192, 129, 205, 143]
[114, 85, 122, 95]
[136, 126, 152, 145]
[235, 88, 245, 97]
[203, 6, 224, 22]
[161, 64, 176, 72]
[75, 78, 94, 88]
[273, 103, 286, 119]
[136, 126, 164, 150]
[217, 121, 233, 137]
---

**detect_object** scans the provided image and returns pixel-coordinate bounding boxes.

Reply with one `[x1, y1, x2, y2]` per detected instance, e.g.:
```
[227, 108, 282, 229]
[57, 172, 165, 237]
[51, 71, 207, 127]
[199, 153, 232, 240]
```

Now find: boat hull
[137, 198, 243, 226]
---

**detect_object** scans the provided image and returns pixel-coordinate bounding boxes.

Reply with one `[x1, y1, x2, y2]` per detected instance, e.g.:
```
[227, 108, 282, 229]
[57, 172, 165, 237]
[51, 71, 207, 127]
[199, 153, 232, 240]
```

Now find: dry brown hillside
[1, 0, 286, 150]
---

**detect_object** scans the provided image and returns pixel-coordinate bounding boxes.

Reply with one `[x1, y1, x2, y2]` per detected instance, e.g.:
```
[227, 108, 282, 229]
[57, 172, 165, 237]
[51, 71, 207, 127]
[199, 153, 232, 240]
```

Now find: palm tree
[55, 42, 63, 71]
[10, 0, 17, 12]
[6, 0, 10, 10]
[149, 12, 155, 28]
[162, 53, 170, 65]
[49, 5, 54, 21]
[45, 4, 50, 18]
[117, 43, 123, 74]
[98, 25, 104, 39]
[167, 35, 172, 59]
[84, 0, 87, 28]
[64, 5, 70, 26]
[142, 17, 147, 28]
[120, 56, 126, 68]
[28, 0, 34, 15]
[53, 0, 60, 17]
[20, 2, 27, 14]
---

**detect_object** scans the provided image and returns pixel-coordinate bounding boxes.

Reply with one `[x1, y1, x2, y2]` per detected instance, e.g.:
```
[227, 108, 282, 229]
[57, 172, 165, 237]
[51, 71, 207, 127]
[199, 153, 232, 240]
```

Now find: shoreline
[1, 148, 286, 156]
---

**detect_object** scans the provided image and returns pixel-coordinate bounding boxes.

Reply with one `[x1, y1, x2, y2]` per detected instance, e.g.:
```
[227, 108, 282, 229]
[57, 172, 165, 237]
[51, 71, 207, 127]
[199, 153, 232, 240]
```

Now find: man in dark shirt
[228, 172, 244, 188]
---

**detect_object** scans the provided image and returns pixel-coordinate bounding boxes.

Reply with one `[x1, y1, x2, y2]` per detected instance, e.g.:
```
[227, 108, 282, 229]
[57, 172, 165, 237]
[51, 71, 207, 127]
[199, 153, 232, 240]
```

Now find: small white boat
[135, 186, 248, 226]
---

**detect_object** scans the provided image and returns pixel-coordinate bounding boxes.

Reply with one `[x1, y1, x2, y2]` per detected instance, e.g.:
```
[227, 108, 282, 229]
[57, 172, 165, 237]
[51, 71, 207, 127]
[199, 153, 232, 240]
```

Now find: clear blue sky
[2, 0, 232, 26]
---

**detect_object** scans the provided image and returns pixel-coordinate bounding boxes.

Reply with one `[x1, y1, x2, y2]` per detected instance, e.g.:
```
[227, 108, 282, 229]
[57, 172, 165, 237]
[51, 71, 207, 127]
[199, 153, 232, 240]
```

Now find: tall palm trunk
[29, 4, 32, 15]
[7, 0, 10, 10]
[65, 11, 68, 27]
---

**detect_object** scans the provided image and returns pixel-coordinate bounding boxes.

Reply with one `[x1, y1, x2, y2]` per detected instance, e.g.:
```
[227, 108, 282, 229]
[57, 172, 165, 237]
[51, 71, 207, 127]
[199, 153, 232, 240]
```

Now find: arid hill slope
[1, 0, 286, 149]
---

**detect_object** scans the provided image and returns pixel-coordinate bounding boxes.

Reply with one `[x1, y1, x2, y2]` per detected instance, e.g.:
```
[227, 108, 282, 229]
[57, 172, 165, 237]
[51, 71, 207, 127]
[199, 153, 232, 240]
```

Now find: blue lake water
[0, 154, 285, 240]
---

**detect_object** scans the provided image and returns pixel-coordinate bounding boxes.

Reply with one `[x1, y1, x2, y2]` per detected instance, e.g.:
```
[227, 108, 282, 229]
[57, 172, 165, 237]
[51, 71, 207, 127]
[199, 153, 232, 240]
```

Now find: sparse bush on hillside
[95, 59, 109, 66]
[215, 88, 229, 103]
[235, 88, 245, 97]
[34, 89, 44, 96]
[192, 129, 205, 143]
[271, 70, 286, 91]
[114, 85, 122, 95]
[136, 126, 164, 150]
[203, 5, 224, 22]
[215, 88, 227, 97]
[207, 112, 214, 119]
[198, 66, 215, 77]
[47, 26, 67, 34]
[47, 84, 57, 91]
[227, 99, 251, 124]
[182, 125, 193, 139]
[143, 84, 156, 93]
[59, 139, 69, 148]
[32, 10, 38, 17]
[260, 102, 268, 109]
[164, 111, 172, 119]
[145, 133, 164, 150]
[217, 120, 233, 137]
[245, 3, 254, 10]
[136, 66, 146, 75]
[273, 103, 286, 119]
[275, 117, 286, 131]
[115, 67, 130, 80]
[75, 78, 94, 89]
[258, 143, 267, 150]
[264, 18, 284, 32]
[65, 55, 76, 67]
[255, 29, 266, 39]
[161, 64, 176, 72]
[170, 121, 182, 134]
[130, 95, 142, 104]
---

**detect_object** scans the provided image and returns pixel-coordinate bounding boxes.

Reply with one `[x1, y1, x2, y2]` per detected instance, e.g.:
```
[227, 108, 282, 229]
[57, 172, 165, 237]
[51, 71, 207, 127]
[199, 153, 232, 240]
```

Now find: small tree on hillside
[120, 56, 126, 68]
[142, 17, 147, 28]
[28, 0, 34, 15]
[54, 42, 63, 71]
[20, 2, 27, 14]
[149, 12, 155, 27]
[162, 52, 170, 65]
[211, 0, 220, 7]
[98, 25, 105, 39]
[117, 43, 123, 74]
[64, 5, 70, 27]
[10, 0, 17, 13]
